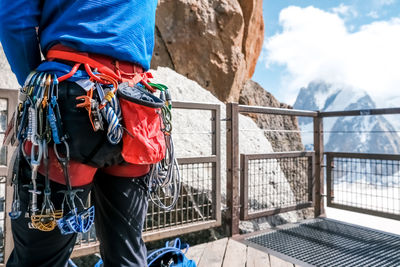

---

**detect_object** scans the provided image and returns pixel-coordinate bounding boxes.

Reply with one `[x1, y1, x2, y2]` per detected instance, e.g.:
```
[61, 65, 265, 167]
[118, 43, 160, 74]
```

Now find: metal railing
[320, 107, 400, 223]
[70, 101, 221, 257]
[226, 103, 320, 235]
[240, 152, 314, 220]
[0, 89, 17, 264]
[0, 93, 222, 262]
[142, 101, 221, 242]
[2, 86, 400, 262]
[326, 152, 400, 221]
[226, 104, 400, 236]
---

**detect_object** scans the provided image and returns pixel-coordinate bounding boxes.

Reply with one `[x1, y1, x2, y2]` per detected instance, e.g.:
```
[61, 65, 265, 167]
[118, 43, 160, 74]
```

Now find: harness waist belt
[47, 44, 153, 85]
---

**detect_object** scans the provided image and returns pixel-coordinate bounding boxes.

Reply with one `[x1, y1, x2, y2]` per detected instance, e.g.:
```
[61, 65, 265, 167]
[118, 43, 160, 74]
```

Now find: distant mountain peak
[294, 81, 367, 112]
[293, 81, 400, 154]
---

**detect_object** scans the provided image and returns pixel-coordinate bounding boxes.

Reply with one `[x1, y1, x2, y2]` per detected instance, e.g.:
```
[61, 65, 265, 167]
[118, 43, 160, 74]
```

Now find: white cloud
[332, 4, 358, 18]
[264, 6, 400, 106]
[367, 11, 379, 19]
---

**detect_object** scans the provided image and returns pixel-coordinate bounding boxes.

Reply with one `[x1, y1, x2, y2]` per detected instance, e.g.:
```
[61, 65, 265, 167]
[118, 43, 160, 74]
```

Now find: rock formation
[239, 80, 311, 211]
[239, 80, 304, 152]
[152, 0, 264, 102]
[0, 44, 19, 89]
[238, 0, 264, 79]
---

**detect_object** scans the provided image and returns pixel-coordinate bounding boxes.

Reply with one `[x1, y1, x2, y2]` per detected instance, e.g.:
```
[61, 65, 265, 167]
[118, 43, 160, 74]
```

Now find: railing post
[1, 89, 18, 263]
[239, 154, 248, 220]
[313, 113, 326, 217]
[226, 103, 240, 236]
[326, 153, 333, 207]
[211, 105, 221, 225]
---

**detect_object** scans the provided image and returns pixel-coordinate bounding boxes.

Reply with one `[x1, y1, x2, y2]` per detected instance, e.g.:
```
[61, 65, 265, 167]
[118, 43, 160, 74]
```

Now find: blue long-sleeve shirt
[0, 0, 157, 85]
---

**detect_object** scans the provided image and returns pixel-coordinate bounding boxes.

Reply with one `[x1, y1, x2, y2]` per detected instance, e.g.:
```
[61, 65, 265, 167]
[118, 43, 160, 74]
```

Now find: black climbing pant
[7, 159, 149, 267]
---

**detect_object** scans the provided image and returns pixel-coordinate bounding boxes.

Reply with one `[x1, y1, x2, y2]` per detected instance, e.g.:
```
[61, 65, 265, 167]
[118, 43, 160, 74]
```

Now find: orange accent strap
[58, 63, 81, 83]
[47, 49, 121, 80]
[47, 46, 154, 87]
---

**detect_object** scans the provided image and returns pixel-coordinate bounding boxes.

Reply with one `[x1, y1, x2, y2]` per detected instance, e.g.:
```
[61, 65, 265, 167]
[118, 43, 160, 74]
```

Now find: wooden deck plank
[269, 255, 294, 267]
[222, 239, 247, 267]
[246, 246, 270, 267]
[198, 238, 228, 267]
[186, 242, 208, 265]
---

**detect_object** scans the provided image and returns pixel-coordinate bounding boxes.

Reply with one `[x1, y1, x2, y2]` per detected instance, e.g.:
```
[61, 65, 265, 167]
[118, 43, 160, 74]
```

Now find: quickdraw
[31, 139, 63, 231]
[55, 141, 94, 235]
[9, 141, 22, 219]
[10, 71, 95, 234]
[31, 104, 62, 231]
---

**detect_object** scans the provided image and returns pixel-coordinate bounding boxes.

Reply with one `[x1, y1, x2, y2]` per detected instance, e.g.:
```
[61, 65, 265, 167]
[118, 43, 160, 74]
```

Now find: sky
[253, 0, 400, 106]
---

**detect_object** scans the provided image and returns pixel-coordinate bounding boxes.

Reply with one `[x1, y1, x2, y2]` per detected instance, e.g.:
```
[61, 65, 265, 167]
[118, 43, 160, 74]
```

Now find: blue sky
[253, 0, 400, 105]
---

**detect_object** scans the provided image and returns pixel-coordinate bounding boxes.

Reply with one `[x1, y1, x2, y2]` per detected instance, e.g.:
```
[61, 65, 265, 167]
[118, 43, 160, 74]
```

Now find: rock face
[239, 80, 304, 152]
[238, 0, 264, 79]
[0, 44, 19, 89]
[152, 0, 264, 102]
[239, 80, 311, 213]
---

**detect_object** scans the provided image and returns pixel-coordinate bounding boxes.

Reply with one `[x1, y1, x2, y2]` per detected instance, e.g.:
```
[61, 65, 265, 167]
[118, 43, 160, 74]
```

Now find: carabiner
[30, 141, 43, 167]
[54, 139, 70, 163]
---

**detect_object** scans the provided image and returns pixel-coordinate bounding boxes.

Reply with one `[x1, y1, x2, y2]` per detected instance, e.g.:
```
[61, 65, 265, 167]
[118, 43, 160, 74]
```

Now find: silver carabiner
[30, 141, 43, 170]
[54, 139, 70, 162]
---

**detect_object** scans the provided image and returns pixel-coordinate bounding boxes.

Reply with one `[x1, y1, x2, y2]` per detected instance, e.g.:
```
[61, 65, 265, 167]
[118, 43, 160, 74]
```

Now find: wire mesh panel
[0, 89, 17, 264]
[0, 98, 8, 262]
[0, 99, 8, 166]
[327, 152, 400, 220]
[240, 152, 313, 220]
[0, 176, 6, 263]
[143, 159, 218, 240]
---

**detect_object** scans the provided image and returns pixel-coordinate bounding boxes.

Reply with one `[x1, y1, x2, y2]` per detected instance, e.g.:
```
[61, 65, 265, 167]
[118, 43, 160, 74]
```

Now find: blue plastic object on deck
[147, 238, 196, 267]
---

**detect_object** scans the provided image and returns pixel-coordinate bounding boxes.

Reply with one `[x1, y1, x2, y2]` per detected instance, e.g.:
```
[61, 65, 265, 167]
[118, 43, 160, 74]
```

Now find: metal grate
[327, 153, 400, 220]
[144, 162, 215, 232]
[246, 219, 400, 267]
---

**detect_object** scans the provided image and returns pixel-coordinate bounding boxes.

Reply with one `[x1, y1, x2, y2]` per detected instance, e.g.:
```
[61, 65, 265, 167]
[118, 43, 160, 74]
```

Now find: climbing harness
[7, 46, 182, 237]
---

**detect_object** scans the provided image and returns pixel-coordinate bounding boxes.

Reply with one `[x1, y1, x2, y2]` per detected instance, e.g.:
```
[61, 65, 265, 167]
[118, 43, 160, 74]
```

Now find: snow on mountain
[293, 81, 400, 154]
